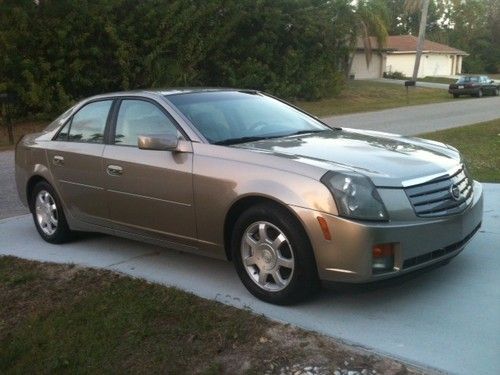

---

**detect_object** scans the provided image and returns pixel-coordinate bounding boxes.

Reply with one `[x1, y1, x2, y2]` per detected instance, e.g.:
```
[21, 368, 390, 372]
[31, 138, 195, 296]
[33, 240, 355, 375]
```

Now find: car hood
[234, 128, 461, 187]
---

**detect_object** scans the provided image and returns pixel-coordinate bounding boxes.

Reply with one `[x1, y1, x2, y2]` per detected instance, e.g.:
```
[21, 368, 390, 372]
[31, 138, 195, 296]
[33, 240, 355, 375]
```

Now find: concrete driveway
[1, 184, 499, 375]
[322, 96, 500, 135]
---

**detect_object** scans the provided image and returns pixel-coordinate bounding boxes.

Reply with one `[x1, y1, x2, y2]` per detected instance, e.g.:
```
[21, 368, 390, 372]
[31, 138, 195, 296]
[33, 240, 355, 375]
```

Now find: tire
[30, 181, 73, 244]
[231, 203, 319, 305]
[494, 88, 499, 96]
[453, 93, 459, 98]
[476, 89, 483, 98]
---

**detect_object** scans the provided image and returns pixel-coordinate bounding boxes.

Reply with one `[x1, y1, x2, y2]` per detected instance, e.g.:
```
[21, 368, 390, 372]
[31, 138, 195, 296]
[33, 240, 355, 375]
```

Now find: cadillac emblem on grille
[450, 183, 461, 201]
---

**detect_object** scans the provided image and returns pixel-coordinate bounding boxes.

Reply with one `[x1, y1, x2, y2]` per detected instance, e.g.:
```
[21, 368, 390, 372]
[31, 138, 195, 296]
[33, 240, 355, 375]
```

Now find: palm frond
[404, 0, 423, 14]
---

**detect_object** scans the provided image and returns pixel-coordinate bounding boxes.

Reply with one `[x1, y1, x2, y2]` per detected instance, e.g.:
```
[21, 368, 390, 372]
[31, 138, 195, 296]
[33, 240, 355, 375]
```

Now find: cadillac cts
[15, 89, 483, 304]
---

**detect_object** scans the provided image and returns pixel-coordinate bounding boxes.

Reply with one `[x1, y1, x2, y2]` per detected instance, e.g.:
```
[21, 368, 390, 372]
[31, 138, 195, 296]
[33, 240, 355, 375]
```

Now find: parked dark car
[449, 75, 500, 98]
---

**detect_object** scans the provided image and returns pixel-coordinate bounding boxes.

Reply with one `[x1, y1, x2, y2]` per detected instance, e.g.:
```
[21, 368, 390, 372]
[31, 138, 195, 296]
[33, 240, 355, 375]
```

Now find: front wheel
[31, 181, 73, 244]
[476, 89, 483, 98]
[453, 93, 459, 98]
[231, 204, 319, 305]
[493, 88, 499, 96]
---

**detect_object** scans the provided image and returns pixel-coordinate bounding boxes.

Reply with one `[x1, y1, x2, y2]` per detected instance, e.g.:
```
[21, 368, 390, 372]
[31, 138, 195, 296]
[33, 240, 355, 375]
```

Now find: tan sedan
[15, 89, 483, 304]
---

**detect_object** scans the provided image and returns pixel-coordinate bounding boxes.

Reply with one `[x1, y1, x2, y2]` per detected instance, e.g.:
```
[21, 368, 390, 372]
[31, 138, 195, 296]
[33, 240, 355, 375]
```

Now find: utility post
[411, 0, 430, 82]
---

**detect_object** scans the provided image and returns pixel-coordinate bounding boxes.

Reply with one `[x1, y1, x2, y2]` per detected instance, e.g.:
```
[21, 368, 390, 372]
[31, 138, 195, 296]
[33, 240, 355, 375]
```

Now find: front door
[103, 98, 196, 243]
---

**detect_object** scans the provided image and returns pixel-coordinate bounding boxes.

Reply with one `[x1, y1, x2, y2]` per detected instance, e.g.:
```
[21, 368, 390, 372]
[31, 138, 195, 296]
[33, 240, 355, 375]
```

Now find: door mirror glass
[138, 134, 178, 151]
[491, 80, 495, 84]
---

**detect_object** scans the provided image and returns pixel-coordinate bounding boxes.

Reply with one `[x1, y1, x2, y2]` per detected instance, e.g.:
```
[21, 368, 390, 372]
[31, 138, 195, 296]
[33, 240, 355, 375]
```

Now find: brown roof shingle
[386, 35, 468, 55]
[356, 35, 468, 55]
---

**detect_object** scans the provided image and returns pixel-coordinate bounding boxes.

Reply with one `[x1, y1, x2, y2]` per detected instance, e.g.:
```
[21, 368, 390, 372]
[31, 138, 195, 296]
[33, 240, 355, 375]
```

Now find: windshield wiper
[215, 130, 328, 146]
[286, 129, 325, 136]
[214, 136, 280, 145]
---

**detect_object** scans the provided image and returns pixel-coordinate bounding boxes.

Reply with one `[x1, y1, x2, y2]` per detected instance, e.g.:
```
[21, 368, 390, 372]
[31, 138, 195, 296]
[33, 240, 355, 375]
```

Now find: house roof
[355, 37, 394, 51]
[385, 35, 468, 55]
[356, 35, 468, 55]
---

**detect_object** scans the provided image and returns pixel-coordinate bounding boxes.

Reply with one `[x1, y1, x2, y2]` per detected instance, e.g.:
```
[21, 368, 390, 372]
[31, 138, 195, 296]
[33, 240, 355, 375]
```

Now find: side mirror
[491, 80, 495, 84]
[138, 134, 178, 151]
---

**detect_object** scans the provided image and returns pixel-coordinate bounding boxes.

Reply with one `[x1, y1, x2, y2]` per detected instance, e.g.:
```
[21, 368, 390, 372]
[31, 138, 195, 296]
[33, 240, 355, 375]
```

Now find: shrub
[0, 0, 353, 119]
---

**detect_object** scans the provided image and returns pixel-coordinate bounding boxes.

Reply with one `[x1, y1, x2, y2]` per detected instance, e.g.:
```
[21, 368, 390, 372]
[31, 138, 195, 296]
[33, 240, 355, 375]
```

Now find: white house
[349, 38, 394, 79]
[350, 35, 468, 79]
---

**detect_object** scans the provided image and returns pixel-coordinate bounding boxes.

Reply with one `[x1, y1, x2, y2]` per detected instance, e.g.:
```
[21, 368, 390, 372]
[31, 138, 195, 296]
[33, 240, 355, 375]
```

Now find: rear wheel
[231, 204, 319, 305]
[476, 89, 483, 98]
[31, 181, 73, 243]
[494, 88, 499, 96]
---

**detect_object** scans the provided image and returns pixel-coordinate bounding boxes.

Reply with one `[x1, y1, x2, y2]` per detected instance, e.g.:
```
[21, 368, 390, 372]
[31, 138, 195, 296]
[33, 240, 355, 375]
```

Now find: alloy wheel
[35, 190, 58, 236]
[240, 221, 295, 292]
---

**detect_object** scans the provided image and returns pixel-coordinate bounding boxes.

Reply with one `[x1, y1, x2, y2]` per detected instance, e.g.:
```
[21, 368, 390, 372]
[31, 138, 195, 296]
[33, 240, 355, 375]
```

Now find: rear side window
[114, 99, 180, 146]
[57, 100, 112, 143]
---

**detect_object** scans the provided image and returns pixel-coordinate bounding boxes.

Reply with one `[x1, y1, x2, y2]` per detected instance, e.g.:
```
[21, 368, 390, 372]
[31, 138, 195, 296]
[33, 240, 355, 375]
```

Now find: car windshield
[457, 76, 480, 83]
[166, 91, 328, 145]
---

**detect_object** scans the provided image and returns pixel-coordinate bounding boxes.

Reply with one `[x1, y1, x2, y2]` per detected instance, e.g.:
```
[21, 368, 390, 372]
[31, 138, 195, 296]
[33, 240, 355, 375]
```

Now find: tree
[346, 0, 390, 77]
[0, 0, 357, 119]
[387, 0, 440, 35]
[388, 0, 500, 74]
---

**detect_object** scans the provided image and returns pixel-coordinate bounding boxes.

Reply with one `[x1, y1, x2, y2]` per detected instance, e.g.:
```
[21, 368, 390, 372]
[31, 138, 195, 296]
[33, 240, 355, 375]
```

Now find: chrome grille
[405, 166, 473, 218]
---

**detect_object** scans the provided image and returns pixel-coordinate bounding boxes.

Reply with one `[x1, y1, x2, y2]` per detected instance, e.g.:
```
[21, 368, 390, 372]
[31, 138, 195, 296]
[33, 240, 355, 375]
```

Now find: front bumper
[449, 88, 479, 95]
[290, 181, 483, 283]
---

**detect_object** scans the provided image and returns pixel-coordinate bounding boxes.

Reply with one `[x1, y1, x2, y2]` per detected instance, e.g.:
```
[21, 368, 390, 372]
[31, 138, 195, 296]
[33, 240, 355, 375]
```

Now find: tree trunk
[7, 118, 14, 145]
[1, 102, 14, 145]
[411, 0, 430, 82]
[346, 52, 356, 79]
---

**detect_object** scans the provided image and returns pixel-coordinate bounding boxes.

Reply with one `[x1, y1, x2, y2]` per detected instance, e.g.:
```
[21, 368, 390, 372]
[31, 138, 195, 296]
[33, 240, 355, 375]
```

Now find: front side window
[114, 100, 180, 146]
[63, 100, 112, 143]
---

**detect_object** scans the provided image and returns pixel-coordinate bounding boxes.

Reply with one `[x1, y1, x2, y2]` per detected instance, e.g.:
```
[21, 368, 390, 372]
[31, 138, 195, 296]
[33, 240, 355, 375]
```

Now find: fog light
[372, 243, 395, 273]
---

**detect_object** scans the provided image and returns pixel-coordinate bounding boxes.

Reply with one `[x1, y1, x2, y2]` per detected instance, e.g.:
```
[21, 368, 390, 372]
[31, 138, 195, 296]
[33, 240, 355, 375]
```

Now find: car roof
[459, 75, 487, 78]
[84, 87, 255, 101]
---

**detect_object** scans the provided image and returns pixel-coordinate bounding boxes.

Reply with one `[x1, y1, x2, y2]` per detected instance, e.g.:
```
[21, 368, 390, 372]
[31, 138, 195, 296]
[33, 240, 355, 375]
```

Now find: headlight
[321, 171, 389, 221]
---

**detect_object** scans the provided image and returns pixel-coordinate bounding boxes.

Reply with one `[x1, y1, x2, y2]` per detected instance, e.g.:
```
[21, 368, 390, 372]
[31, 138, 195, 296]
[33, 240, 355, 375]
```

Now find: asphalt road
[1, 184, 499, 375]
[322, 96, 500, 135]
[0, 150, 29, 219]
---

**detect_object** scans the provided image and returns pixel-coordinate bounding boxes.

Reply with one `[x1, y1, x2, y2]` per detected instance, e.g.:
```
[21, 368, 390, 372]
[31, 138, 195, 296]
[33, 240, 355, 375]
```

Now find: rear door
[102, 98, 196, 243]
[46, 99, 113, 225]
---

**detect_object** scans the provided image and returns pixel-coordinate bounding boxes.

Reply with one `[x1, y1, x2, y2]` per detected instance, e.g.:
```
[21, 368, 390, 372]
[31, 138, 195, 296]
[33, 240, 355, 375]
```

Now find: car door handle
[107, 165, 123, 176]
[53, 155, 64, 166]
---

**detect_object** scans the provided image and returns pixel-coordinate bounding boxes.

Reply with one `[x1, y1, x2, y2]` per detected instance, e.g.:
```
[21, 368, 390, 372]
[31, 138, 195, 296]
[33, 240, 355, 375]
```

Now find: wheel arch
[26, 175, 50, 212]
[223, 195, 313, 262]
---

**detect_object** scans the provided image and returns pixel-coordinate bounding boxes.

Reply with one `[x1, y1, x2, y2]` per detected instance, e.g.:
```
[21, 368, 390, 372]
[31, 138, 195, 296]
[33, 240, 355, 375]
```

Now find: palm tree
[347, 0, 390, 77]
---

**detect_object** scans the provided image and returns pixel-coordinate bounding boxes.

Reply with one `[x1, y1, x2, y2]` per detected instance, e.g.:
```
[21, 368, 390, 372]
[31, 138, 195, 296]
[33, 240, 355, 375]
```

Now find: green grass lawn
[295, 80, 454, 117]
[0, 257, 420, 374]
[417, 76, 456, 84]
[420, 119, 500, 182]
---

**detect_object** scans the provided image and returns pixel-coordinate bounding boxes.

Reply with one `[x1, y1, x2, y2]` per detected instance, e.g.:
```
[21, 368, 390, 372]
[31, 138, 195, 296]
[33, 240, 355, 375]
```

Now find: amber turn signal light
[316, 216, 331, 240]
[372, 243, 396, 274]
[372, 243, 394, 258]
